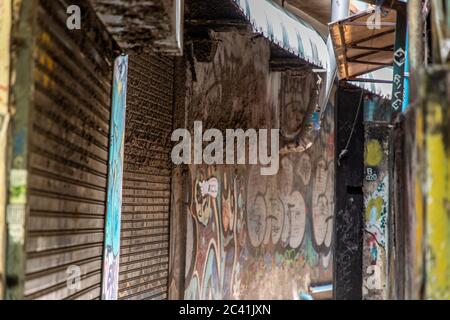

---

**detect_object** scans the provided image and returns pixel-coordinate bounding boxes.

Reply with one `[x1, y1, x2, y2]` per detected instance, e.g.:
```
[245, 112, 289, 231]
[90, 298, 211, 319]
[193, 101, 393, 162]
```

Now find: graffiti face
[296, 153, 312, 185]
[312, 194, 331, 247]
[194, 177, 213, 226]
[247, 194, 267, 247]
[286, 191, 306, 248]
[311, 158, 334, 249]
[264, 179, 285, 245]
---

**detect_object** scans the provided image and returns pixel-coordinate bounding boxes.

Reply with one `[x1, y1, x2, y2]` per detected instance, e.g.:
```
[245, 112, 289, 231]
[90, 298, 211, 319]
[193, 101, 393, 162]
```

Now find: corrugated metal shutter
[118, 55, 174, 300]
[24, 0, 114, 300]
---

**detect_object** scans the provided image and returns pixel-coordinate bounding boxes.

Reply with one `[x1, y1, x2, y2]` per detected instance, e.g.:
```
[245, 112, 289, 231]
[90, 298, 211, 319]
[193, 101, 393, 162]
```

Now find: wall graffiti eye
[286, 191, 306, 249]
[247, 194, 267, 247]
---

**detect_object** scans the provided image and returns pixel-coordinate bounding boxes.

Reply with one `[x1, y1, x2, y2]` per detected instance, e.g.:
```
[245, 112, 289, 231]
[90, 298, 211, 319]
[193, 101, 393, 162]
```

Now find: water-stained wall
[174, 31, 335, 299]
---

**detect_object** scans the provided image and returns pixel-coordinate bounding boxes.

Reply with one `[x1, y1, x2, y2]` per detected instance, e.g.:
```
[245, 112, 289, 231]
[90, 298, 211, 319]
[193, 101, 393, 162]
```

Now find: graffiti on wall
[184, 103, 335, 300]
[180, 31, 335, 300]
[363, 126, 391, 299]
[102, 55, 128, 300]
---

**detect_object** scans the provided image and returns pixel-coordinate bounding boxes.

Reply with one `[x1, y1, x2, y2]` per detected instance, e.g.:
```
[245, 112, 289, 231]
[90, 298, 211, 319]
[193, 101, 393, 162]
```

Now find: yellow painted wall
[425, 96, 450, 299]
[414, 109, 425, 299]
[0, 0, 12, 300]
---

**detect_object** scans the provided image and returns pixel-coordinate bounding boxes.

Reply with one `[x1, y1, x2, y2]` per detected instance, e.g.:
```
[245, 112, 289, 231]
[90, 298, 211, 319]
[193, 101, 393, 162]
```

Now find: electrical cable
[338, 89, 364, 166]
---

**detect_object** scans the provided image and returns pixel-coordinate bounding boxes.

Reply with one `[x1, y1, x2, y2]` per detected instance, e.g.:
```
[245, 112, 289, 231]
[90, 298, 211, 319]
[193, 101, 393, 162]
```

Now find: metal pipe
[325, 0, 350, 103]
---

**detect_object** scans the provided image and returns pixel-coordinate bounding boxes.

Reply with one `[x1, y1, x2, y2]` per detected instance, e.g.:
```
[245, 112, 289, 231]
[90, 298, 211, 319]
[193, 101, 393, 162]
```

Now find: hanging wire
[338, 89, 364, 166]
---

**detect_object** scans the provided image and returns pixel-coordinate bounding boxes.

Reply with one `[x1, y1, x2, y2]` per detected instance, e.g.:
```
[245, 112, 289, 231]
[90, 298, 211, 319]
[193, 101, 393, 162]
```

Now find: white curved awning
[233, 0, 329, 69]
[233, 0, 389, 98]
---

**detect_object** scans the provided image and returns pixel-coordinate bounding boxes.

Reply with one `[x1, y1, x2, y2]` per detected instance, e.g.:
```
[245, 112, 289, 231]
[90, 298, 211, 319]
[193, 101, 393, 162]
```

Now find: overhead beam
[347, 59, 393, 66]
[343, 21, 396, 27]
[348, 78, 393, 84]
[349, 45, 394, 52]
[346, 28, 396, 47]
[348, 44, 395, 61]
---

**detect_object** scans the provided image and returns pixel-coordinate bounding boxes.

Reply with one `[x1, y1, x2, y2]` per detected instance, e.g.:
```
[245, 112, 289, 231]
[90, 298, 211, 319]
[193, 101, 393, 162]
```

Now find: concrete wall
[175, 31, 335, 299]
[90, 0, 183, 54]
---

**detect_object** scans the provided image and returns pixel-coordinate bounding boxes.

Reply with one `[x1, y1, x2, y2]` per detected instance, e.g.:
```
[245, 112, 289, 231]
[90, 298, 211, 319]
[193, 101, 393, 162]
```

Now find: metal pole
[314, 0, 350, 145]
[324, 0, 350, 106]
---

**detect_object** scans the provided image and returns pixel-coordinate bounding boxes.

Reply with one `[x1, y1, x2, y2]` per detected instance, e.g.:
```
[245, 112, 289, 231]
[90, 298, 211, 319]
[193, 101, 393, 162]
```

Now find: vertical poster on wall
[102, 54, 128, 300]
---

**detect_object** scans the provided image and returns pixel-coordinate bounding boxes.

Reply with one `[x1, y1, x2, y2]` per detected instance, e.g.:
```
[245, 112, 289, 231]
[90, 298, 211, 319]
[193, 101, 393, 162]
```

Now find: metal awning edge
[232, 0, 329, 69]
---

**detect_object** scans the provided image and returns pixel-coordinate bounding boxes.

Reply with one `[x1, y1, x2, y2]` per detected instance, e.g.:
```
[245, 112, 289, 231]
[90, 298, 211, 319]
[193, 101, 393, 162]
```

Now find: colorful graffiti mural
[184, 104, 335, 300]
[363, 125, 391, 299]
[102, 55, 128, 300]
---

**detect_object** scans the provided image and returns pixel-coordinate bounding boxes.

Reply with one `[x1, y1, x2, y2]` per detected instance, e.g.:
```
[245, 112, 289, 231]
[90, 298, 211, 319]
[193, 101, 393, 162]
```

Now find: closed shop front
[118, 54, 175, 300]
[21, 0, 115, 299]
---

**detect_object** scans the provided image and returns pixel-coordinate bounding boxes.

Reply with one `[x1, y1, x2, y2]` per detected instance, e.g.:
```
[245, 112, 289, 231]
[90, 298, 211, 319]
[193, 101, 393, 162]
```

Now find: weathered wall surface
[334, 86, 365, 300]
[178, 31, 334, 299]
[392, 108, 419, 300]
[421, 69, 450, 299]
[389, 69, 450, 300]
[90, 0, 183, 54]
[119, 54, 175, 300]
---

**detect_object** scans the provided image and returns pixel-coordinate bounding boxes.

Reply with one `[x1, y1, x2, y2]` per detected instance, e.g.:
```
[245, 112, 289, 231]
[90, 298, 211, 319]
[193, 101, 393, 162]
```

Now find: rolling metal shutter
[24, 0, 114, 300]
[118, 55, 174, 300]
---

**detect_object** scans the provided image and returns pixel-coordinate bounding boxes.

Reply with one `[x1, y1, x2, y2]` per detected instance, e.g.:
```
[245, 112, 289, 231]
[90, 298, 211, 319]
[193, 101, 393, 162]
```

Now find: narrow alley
[0, 0, 448, 302]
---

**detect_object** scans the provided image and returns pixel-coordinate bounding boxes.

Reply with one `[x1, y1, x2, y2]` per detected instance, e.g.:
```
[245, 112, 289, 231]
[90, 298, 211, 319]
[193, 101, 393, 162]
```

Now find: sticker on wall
[101, 55, 128, 300]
